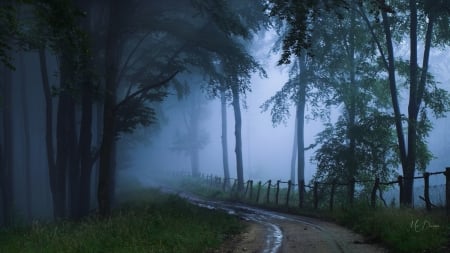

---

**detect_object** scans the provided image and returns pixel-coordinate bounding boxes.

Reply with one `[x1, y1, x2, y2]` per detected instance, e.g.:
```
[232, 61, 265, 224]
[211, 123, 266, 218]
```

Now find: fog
[124, 32, 450, 187]
[1, 1, 450, 226]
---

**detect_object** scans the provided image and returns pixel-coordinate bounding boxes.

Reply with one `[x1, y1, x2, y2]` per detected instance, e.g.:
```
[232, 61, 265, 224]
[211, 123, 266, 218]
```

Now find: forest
[1, 0, 450, 228]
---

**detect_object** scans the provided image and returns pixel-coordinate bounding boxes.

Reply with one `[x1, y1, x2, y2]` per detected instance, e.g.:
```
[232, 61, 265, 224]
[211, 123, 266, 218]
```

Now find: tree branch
[114, 70, 179, 112]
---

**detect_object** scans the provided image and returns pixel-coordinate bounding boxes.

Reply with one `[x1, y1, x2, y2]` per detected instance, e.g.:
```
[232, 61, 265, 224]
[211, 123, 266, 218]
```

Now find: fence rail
[196, 167, 450, 215]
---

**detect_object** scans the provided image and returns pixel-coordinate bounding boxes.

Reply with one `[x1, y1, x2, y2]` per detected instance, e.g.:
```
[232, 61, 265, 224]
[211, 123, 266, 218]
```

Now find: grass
[332, 204, 450, 253]
[0, 188, 243, 253]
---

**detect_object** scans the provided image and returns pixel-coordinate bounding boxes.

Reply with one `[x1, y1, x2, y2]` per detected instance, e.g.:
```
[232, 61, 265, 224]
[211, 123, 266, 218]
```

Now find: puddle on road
[263, 222, 283, 253]
[182, 195, 284, 253]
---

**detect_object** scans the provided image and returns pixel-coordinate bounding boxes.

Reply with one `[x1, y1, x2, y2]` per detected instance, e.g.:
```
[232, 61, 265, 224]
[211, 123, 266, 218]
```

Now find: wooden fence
[198, 167, 450, 215]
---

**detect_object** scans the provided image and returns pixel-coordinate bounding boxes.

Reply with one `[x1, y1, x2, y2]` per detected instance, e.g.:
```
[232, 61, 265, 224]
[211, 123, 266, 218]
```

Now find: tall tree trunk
[381, 10, 409, 205]
[231, 84, 244, 191]
[54, 43, 79, 219]
[78, 78, 93, 218]
[39, 49, 59, 218]
[220, 88, 230, 184]
[347, 7, 357, 180]
[296, 56, 307, 207]
[19, 54, 32, 220]
[290, 113, 298, 183]
[98, 0, 120, 217]
[404, 0, 419, 206]
[190, 105, 200, 177]
[0, 64, 14, 226]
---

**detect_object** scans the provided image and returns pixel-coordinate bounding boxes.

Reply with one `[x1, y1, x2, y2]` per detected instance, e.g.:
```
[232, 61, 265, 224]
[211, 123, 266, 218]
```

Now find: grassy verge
[0, 188, 243, 253]
[332, 204, 449, 253]
[179, 177, 450, 253]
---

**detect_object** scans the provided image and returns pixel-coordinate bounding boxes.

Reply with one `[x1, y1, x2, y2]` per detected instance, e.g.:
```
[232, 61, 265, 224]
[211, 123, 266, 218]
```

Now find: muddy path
[179, 193, 388, 253]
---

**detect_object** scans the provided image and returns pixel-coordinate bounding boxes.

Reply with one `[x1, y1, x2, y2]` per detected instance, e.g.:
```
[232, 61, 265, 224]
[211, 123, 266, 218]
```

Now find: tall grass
[333, 204, 450, 253]
[0, 188, 243, 253]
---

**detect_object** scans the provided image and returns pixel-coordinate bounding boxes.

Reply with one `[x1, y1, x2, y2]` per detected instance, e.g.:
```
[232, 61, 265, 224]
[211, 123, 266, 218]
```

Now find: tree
[0, 62, 14, 226]
[309, 1, 399, 188]
[96, 0, 264, 215]
[171, 80, 210, 177]
[358, 0, 450, 205]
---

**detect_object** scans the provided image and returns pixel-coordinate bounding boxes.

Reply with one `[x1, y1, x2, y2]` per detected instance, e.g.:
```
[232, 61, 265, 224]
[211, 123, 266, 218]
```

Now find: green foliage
[0, 189, 243, 253]
[0, 3, 18, 69]
[313, 112, 399, 184]
[265, 0, 348, 65]
[115, 98, 159, 136]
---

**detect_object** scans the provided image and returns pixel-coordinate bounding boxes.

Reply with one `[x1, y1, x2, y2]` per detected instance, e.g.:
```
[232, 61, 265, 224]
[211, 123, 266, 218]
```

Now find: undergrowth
[0, 188, 243, 253]
[333, 204, 450, 253]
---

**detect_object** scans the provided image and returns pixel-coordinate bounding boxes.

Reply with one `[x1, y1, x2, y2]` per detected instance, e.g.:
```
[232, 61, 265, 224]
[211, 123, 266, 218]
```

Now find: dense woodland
[1, 0, 450, 227]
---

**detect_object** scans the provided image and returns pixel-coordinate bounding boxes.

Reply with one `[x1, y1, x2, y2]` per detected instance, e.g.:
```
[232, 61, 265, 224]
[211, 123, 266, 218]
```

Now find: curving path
[179, 193, 388, 253]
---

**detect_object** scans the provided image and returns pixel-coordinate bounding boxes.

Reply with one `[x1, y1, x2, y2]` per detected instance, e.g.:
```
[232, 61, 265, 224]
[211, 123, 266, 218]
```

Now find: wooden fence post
[349, 177, 355, 206]
[423, 172, 431, 211]
[371, 178, 380, 209]
[266, 180, 272, 203]
[445, 167, 450, 216]
[330, 180, 336, 211]
[256, 181, 262, 203]
[222, 178, 227, 191]
[275, 180, 280, 205]
[231, 179, 237, 193]
[299, 180, 305, 208]
[249, 180, 254, 200]
[286, 180, 292, 206]
[244, 180, 250, 198]
[313, 182, 318, 209]
[398, 176, 404, 206]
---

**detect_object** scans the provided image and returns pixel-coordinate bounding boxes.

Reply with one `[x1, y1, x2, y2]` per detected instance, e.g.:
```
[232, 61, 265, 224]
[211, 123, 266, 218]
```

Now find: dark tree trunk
[231, 84, 244, 192]
[98, 0, 120, 217]
[379, 2, 435, 206]
[189, 105, 200, 177]
[220, 88, 230, 184]
[290, 113, 297, 183]
[78, 79, 93, 218]
[19, 54, 32, 220]
[54, 49, 77, 219]
[296, 56, 307, 206]
[0, 64, 14, 226]
[296, 86, 306, 207]
[347, 8, 357, 180]
[39, 49, 59, 218]
[404, 0, 419, 206]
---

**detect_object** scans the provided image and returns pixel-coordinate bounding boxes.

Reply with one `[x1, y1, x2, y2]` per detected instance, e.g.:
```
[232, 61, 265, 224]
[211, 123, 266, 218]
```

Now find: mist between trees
[1, 0, 450, 226]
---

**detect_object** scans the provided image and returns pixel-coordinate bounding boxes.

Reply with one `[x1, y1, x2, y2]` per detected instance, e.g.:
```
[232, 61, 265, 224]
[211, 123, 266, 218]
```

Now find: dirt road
[185, 195, 388, 253]
[215, 215, 388, 253]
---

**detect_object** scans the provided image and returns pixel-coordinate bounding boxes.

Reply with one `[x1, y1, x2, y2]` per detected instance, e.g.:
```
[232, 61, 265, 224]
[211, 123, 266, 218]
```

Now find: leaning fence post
[256, 181, 262, 203]
[275, 180, 280, 205]
[266, 180, 272, 203]
[371, 178, 380, 209]
[313, 182, 319, 209]
[445, 167, 450, 216]
[286, 180, 292, 206]
[330, 180, 336, 211]
[424, 172, 431, 211]
[398, 176, 404, 206]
